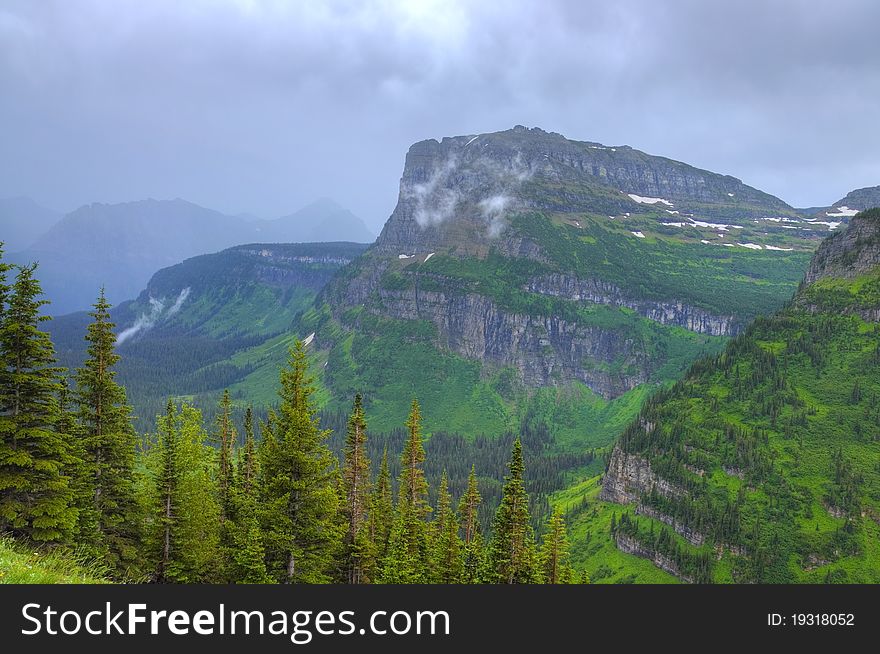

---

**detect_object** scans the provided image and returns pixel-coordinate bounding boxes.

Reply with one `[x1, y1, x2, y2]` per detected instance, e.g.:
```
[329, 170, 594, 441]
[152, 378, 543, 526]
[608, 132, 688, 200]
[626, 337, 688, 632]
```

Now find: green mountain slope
[50, 242, 368, 429]
[565, 209, 880, 583]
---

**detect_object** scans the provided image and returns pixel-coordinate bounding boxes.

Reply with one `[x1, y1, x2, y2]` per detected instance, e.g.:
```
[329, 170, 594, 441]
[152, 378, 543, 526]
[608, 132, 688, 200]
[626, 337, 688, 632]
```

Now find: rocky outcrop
[613, 533, 694, 583]
[375, 285, 650, 397]
[803, 210, 880, 284]
[527, 274, 737, 336]
[600, 447, 685, 504]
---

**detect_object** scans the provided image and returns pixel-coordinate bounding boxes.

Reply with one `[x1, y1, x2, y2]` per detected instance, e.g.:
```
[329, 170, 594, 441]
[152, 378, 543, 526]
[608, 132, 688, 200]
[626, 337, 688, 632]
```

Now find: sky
[1, 0, 879, 233]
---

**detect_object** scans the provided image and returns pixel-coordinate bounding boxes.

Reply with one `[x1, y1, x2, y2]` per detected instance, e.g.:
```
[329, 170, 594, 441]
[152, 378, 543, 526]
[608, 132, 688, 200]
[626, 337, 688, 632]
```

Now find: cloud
[0, 0, 879, 226]
[116, 287, 190, 343]
[479, 194, 514, 237]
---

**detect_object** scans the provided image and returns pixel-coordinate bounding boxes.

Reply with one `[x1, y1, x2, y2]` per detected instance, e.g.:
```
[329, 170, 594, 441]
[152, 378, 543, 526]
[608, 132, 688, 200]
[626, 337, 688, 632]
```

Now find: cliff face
[803, 210, 880, 284]
[526, 274, 736, 336]
[376, 284, 650, 397]
[374, 125, 795, 256]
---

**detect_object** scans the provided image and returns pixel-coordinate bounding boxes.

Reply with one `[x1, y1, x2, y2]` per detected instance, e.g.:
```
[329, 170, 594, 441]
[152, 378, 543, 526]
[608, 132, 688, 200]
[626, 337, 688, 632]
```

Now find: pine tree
[238, 406, 257, 494]
[72, 290, 139, 568]
[215, 389, 236, 521]
[367, 446, 393, 565]
[381, 399, 430, 583]
[539, 508, 573, 584]
[429, 470, 463, 583]
[0, 263, 76, 541]
[341, 394, 374, 583]
[226, 406, 271, 583]
[458, 465, 484, 583]
[459, 465, 481, 545]
[487, 438, 537, 583]
[258, 342, 342, 583]
[155, 400, 178, 582]
[153, 401, 221, 582]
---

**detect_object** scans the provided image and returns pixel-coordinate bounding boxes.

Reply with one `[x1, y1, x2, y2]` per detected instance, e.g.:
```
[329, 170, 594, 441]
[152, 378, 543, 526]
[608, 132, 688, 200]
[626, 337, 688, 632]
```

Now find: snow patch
[627, 193, 674, 207]
[398, 254, 414, 259]
[662, 222, 687, 227]
[631, 231, 646, 238]
[727, 192, 735, 197]
[826, 206, 858, 218]
[738, 243, 763, 250]
[303, 332, 315, 347]
[764, 245, 794, 251]
[464, 136, 479, 147]
[423, 252, 435, 263]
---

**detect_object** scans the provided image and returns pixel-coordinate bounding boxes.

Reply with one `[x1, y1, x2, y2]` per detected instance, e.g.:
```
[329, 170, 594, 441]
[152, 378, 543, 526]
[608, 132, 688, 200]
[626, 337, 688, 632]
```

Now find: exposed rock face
[803, 210, 880, 284]
[613, 533, 694, 583]
[376, 284, 650, 397]
[600, 447, 685, 504]
[527, 274, 737, 336]
[375, 126, 795, 256]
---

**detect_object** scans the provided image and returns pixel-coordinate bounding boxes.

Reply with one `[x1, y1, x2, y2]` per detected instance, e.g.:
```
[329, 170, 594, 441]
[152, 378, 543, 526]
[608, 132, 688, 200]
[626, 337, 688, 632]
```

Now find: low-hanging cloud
[406, 148, 533, 235]
[116, 287, 190, 344]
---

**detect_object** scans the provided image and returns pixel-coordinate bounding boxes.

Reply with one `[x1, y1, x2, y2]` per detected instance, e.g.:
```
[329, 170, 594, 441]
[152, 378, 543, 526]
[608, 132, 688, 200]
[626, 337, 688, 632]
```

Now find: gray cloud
[1, 0, 879, 231]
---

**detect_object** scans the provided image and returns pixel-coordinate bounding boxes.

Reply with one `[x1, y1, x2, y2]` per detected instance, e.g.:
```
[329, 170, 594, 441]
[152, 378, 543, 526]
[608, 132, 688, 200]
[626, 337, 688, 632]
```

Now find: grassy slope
[0, 536, 109, 584]
[560, 271, 880, 582]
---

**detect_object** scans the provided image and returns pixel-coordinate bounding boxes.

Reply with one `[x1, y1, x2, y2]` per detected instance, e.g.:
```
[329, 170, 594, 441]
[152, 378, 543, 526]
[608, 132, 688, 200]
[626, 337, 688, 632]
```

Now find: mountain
[571, 209, 880, 583]
[49, 241, 368, 429]
[801, 184, 880, 227]
[0, 196, 61, 252]
[11, 198, 374, 314]
[270, 198, 375, 243]
[298, 126, 818, 440]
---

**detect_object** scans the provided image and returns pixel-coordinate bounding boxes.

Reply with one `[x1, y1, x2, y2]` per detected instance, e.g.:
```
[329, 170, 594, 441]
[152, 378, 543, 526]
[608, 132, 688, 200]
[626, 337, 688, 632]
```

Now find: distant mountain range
[0, 196, 62, 251]
[5, 197, 374, 313]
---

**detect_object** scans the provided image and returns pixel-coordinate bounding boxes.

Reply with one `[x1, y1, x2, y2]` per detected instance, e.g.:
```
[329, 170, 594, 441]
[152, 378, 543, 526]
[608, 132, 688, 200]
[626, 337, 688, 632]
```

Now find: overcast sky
[1, 0, 879, 232]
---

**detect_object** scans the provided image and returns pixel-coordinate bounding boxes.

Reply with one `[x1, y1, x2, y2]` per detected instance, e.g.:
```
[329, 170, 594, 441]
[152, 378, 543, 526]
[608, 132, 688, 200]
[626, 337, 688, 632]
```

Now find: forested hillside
[559, 209, 880, 583]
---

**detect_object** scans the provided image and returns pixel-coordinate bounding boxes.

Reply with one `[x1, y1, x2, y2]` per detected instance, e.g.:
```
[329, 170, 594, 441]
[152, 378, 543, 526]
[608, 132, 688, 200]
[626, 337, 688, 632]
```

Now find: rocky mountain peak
[374, 126, 796, 256]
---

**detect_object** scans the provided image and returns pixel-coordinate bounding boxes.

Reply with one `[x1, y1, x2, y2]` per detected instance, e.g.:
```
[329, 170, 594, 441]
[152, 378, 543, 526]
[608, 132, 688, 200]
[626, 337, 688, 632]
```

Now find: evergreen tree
[367, 446, 393, 565]
[153, 401, 221, 582]
[381, 399, 430, 583]
[341, 394, 374, 583]
[72, 290, 139, 568]
[539, 508, 573, 584]
[487, 438, 537, 583]
[238, 406, 257, 493]
[215, 389, 236, 521]
[258, 342, 342, 583]
[0, 263, 76, 541]
[458, 465, 484, 583]
[429, 470, 463, 583]
[226, 405, 271, 584]
[459, 465, 481, 545]
[155, 400, 178, 582]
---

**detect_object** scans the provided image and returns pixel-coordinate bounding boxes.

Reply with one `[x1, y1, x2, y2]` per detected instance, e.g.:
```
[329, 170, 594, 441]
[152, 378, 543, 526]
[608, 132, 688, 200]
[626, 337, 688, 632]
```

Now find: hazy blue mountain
[266, 198, 375, 243]
[10, 197, 373, 313]
[0, 196, 62, 252]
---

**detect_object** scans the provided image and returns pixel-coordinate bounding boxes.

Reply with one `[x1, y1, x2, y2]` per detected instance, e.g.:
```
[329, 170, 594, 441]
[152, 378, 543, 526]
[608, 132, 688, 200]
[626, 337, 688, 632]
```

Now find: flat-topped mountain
[301, 126, 816, 438]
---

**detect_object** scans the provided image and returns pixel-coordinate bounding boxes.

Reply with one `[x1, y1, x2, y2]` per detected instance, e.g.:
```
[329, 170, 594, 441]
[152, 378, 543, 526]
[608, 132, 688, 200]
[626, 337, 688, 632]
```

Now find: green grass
[0, 536, 110, 584]
[552, 477, 679, 584]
